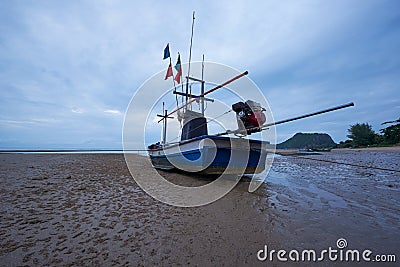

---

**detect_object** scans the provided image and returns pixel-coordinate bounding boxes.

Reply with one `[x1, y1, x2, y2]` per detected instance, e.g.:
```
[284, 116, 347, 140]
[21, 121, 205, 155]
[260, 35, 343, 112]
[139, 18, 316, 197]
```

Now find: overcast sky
[1, 0, 399, 149]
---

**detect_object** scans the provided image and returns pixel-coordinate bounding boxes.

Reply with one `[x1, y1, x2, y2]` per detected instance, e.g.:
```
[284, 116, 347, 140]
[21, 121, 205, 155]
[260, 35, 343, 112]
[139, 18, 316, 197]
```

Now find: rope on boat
[288, 155, 400, 173]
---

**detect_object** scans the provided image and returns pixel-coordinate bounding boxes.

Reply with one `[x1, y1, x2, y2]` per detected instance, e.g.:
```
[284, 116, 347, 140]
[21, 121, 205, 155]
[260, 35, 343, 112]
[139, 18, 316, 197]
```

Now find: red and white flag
[174, 53, 182, 83]
[165, 63, 173, 80]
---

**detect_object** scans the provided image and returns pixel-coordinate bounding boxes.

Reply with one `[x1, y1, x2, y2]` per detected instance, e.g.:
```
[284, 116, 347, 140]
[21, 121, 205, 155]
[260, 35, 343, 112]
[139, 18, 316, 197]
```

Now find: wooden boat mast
[185, 11, 195, 112]
[200, 54, 205, 115]
[156, 102, 173, 144]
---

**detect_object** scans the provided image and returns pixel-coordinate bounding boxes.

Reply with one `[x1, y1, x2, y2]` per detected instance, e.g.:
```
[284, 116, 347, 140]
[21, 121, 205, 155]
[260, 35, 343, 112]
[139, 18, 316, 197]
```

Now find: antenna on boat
[201, 54, 205, 115]
[186, 11, 195, 112]
[157, 102, 174, 144]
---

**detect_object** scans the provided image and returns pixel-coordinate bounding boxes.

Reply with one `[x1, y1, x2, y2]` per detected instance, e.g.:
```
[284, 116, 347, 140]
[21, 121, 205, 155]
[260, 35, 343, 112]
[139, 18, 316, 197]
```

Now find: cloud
[1, 1, 399, 148]
[104, 109, 121, 115]
[72, 108, 85, 114]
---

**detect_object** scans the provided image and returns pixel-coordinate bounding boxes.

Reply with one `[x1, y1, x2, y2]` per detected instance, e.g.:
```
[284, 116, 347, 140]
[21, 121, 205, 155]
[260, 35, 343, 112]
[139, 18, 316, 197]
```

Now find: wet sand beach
[0, 149, 399, 266]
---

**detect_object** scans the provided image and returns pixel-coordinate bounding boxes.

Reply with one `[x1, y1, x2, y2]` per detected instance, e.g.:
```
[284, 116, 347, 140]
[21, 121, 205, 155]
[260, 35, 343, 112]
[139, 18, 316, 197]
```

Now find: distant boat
[309, 148, 332, 152]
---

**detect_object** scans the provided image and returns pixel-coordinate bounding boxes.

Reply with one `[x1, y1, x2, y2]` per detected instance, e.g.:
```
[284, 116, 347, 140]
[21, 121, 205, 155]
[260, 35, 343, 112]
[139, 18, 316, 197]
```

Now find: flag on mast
[165, 63, 173, 80]
[174, 53, 182, 83]
[163, 44, 170, 60]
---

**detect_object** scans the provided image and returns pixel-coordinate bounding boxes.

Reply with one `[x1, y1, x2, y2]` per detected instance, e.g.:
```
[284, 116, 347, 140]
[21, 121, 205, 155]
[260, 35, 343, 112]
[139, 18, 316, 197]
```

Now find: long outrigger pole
[158, 70, 249, 122]
[265, 102, 354, 128]
[217, 102, 355, 136]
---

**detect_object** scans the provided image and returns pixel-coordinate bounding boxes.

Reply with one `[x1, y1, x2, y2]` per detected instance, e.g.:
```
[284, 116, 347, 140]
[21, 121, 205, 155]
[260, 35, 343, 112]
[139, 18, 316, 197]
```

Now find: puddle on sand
[257, 151, 400, 254]
[266, 168, 348, 209]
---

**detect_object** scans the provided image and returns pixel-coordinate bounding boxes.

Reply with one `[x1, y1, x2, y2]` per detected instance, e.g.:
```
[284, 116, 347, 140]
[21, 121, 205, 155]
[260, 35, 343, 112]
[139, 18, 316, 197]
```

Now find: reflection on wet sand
[267, 149, 399, 255]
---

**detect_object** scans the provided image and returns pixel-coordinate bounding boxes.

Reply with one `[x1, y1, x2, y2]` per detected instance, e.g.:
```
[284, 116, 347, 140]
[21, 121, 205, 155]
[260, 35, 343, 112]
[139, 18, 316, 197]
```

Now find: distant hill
[277, 133, 336, 149]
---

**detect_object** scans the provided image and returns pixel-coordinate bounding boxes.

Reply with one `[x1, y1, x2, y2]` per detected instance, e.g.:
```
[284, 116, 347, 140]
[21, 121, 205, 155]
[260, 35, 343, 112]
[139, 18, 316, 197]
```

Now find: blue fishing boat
[148, 130, 269, 175]
[147, 97, 354, 175]
[148, 74, 271, 175]
[145, 11, 274, 176]
[147, 13, 354, 176]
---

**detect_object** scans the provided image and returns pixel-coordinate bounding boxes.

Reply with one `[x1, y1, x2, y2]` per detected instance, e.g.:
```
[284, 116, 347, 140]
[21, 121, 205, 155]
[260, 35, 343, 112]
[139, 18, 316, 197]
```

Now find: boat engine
[232, 100, 266, 134]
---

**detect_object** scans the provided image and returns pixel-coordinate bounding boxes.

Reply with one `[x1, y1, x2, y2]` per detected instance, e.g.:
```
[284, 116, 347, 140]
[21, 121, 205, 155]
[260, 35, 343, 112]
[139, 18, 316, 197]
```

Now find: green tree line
[337, 118, 400, 148]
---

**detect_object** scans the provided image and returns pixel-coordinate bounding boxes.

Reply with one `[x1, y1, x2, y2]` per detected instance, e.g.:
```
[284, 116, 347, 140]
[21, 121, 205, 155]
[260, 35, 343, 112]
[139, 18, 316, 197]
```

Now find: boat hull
[148, 135, 269, 175]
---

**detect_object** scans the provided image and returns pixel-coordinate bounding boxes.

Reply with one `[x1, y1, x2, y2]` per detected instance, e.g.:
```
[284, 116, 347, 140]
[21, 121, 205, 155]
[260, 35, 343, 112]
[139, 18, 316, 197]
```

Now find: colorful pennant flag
[163, 44, 170, 60]
[165, 63, 173, 80]
[174, 53, 182, 84]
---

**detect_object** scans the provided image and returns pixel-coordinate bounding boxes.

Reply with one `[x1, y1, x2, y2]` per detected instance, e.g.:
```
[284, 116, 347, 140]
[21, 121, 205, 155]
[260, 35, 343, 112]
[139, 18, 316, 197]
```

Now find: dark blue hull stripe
[149, 147, 265, 169]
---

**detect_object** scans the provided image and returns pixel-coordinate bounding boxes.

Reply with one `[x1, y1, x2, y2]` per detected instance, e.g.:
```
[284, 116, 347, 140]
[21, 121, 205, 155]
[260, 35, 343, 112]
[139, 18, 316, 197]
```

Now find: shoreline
[1, 143, 398, 155]
[275, 145, 400, 156]
[333, 145, 400, 153]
